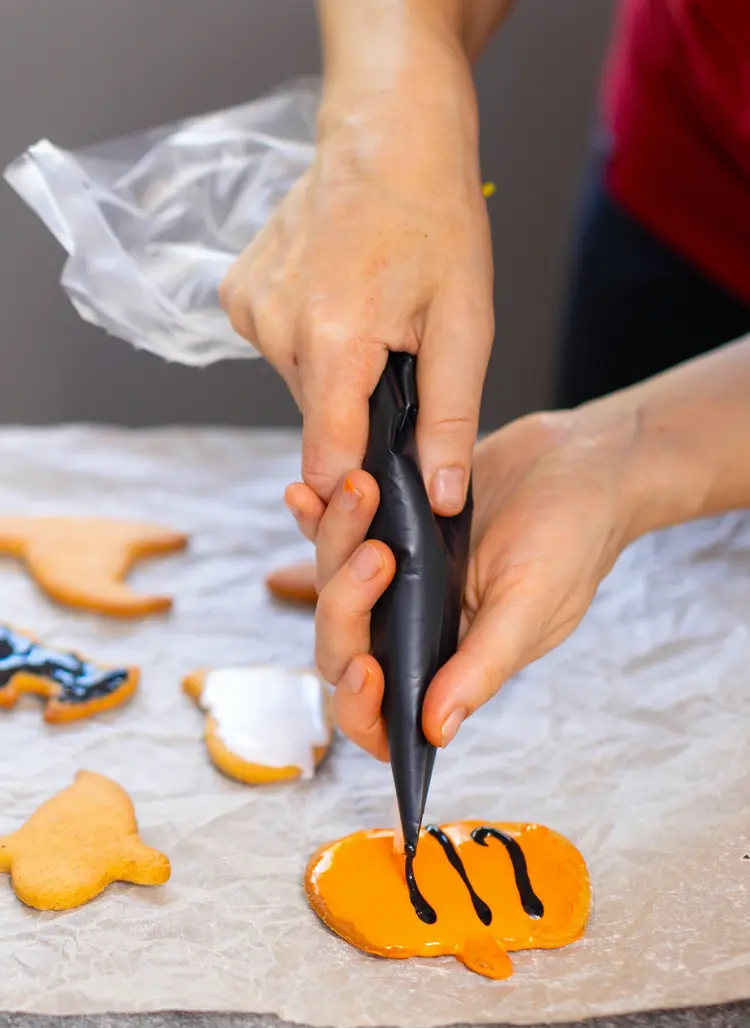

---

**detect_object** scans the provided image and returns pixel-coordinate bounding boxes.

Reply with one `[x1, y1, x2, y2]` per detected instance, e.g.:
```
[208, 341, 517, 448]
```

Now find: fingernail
[340, 661, 367, 695]
[440, 707, 467, 747]
[350, 543, 383, 581]
[288, 506, 304, 521]
[431, 466, 466, 513]
[339, 477, 363, 513]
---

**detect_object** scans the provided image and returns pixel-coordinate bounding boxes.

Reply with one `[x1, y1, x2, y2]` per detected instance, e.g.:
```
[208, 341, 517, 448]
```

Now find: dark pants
[554, 157, 750, 409]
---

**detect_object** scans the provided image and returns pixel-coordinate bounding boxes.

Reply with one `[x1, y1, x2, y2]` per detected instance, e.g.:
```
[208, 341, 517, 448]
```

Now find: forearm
[317, 0, 512, 138]
[591, 334, 750, 542]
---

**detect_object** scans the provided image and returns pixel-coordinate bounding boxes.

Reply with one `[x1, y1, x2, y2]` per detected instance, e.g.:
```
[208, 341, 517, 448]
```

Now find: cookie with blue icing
[0, 626, 138, 723]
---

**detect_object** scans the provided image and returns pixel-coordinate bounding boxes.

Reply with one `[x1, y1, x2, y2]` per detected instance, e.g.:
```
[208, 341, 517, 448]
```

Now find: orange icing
[305, 821, 590, 980]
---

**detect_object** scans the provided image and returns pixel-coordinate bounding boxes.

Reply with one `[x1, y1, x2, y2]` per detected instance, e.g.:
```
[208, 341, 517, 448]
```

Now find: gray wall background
[0, 0, 615, 429]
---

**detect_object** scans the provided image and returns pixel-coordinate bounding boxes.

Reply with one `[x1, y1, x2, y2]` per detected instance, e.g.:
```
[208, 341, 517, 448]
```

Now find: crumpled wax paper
[0, 425, 748, 1024]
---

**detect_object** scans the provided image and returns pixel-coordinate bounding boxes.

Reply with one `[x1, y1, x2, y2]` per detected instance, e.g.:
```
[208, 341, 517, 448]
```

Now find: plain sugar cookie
[306, 821, 590, 980]
[0, 516, 188, 617]
[266, 561, 317, 606]
[0, 624, 138, 723]
[0, 770, 170, 910]
[184, 665, 332, 784]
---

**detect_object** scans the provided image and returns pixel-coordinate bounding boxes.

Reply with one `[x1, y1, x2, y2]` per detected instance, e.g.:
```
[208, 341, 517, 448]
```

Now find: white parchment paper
[0, 426, 748, 1023]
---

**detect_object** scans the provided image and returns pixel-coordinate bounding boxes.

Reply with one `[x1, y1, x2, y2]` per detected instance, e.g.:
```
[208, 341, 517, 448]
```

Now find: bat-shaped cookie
[0, 517, 188, 617]
[0, 625, 137, 723]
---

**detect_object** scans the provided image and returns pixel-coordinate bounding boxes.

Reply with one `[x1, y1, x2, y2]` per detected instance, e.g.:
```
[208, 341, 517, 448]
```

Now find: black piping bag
[363, 352, 473, 861]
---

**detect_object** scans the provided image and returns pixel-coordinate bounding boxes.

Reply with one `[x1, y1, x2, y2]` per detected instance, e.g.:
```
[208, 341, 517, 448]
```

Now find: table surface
[2, 1006, 750, 1028]
[1, 427, 748, 1028]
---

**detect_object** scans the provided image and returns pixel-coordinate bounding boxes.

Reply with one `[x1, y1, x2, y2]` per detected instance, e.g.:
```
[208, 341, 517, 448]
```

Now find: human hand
[220, 70, 493, 513]
[287, 403, 649, 758]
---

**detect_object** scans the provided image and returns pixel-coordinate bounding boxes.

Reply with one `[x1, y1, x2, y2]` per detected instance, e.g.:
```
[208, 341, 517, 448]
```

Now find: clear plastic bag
[3, 78, 319, 366]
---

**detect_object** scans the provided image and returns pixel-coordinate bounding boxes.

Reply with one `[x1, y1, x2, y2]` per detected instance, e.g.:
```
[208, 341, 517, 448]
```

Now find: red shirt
[602, 0, 750, 302]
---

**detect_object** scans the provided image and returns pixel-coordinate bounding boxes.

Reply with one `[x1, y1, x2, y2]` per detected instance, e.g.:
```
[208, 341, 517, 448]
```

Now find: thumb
[421, 588, 541, 747]
[416, 286, 493, 516]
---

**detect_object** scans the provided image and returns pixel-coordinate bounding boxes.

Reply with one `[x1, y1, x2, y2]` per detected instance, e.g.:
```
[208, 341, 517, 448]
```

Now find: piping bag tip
[400, 818, 422, 858]
[392, 807, 405, 855]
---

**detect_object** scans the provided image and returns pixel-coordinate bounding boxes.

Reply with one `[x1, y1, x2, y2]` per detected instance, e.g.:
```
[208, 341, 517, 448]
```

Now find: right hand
[220, 73, 494, 512]
[287, 403, 648, 759]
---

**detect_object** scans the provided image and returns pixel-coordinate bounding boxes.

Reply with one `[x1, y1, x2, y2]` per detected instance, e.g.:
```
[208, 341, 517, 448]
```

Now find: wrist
[579, 391, 711, 548]
[318, 12, 477, 145]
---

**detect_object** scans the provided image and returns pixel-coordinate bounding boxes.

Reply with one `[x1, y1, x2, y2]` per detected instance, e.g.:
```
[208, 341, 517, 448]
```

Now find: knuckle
[314, 588, 338, 630]
[221, 269, 285, 356]
[332, 691, 357, 736]
[314, 638, 340, 685]
[315, 585, 364, 639]
[354, 723, 389, 762]
[306, 316, 353, 352]
[318, 588, 366, 633]
[334, 698, 377, 748]
[302, 464, 338, 504]
[224, 286, 256, 344]
[217, 275, 234, 314]
[304, 315, 381, 374]
[475, 661, 504, 707]
[424, 412, 479, 436]
[316, 658, 339, 688]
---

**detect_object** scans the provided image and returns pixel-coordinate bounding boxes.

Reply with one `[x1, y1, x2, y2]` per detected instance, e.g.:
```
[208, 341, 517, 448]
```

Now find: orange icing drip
[305, 821, 590, 980]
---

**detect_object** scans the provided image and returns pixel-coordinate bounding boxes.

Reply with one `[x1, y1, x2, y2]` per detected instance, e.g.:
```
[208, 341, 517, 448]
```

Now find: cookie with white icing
[183, 666, 332, 784]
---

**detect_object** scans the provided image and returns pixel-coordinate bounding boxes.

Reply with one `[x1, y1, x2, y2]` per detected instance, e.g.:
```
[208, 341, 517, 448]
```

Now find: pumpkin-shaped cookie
[306, 821, 590, 979]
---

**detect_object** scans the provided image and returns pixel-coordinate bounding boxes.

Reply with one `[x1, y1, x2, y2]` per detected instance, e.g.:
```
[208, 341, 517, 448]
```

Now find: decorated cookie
[0, 624, 137, 723]
[183, 665, 332, 784]
[0, 516, 188, 618]
[306, 821, 590, 980]
[266, 561, 317, 606]
[0, 770, 170, 911]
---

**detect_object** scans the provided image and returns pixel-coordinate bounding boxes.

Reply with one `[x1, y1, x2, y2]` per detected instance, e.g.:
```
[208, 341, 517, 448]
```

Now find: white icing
[200, 666, 329, 779]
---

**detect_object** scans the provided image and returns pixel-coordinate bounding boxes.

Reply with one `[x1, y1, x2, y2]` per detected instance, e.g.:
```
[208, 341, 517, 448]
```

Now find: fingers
[316, 540, 394, 761]
[219, 250, 258, 344]
[315, 471, 379, 589]
[285, 471, 379, 593]
[315, 539, 395, 684]
[285, 483, 325, 543]
[332, 655, 389, 762]
[219, 182, 307, 410]
[299, 342, 388, 503]
[416, 285, 494, 516]
[420, 586, 541, 748]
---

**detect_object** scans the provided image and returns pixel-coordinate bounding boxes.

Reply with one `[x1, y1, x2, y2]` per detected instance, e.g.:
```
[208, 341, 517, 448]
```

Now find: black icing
[406, 825, 544, 925]
[426, 825, 492, 925]
[0, 626, 129, 704]
[405, 843, 437, 925]
[472, 826, 545, 919]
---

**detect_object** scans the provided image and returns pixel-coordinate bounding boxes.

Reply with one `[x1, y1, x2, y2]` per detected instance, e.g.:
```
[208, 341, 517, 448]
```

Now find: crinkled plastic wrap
[3, 80, 318, 365]
[364, 354, 472, 852]
[1, 425, 750, 1024]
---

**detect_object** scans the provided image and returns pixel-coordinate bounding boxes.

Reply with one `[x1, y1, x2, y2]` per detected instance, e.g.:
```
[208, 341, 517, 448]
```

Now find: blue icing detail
[0, 626, 129, 703]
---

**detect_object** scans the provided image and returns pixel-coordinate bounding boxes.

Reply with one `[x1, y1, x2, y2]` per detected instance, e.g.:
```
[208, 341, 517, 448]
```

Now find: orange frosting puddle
[305, 821, 590, 980]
